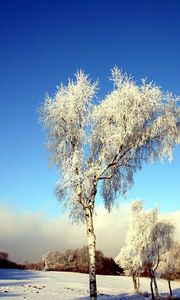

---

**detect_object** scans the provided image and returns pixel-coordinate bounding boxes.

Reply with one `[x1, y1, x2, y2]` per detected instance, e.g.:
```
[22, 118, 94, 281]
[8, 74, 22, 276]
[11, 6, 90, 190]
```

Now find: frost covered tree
[115, 244, 141, 292]
[115, 200, 158, 293]
[40, 68, 179, 299]
[158, 242, 180, 297]
[148, 220, 174, 299]
[115, 201, 175, 298]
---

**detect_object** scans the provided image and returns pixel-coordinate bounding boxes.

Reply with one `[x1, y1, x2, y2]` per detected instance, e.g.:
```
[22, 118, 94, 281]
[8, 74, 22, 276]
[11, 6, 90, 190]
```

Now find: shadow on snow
[0, 268, 43, 281]
[75, 293, 146, 300]
[0, 292, 24, 298]
[75, 290, 180, 300]
[0, 269, 46, 298]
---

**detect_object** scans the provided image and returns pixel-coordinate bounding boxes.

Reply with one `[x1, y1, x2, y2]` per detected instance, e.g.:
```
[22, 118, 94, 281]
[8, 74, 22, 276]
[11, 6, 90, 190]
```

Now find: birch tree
[115, 200, 158, 293]
[158, 242, 180, 297]
[115, 201, 175, 298]
[147, 221, 174, 299]
[115, 244, 141, 292]
[40, 68, 179, 299]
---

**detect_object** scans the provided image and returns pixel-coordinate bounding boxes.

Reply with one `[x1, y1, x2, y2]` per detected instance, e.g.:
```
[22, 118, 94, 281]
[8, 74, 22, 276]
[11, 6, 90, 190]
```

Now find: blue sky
[0, 0, 179, 217]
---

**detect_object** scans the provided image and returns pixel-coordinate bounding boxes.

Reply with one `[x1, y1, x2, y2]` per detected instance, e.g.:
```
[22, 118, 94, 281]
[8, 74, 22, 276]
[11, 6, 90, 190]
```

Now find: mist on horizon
[0, 203, 179, 264]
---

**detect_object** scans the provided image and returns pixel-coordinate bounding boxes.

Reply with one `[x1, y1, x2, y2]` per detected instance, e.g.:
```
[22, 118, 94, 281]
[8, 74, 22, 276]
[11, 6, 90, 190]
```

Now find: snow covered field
[0, 269, 179, 299]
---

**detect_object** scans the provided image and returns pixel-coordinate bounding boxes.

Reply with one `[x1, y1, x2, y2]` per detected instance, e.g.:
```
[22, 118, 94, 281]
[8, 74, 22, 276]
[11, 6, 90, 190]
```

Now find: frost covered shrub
[42, 251, 68, 271]
[42, 246, 121, 275]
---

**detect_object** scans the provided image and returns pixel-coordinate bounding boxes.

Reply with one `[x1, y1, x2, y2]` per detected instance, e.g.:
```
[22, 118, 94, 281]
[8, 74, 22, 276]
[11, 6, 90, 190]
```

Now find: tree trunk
[153, 251, 160, 299]
[151, 269, 159, 300]
[85, 208, 97, 300]
[168, 280, 172, 297]
[137, 276, 140, 291]
[150, 275, 155, 300]
[153, 275, 159, 299]
[132, 274, 138, 293]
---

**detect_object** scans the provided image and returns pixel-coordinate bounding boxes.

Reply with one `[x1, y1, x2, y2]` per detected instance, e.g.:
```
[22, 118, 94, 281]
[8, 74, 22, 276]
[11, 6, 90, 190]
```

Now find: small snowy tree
[147, 221, 174, 299]
[115, 244, 141, 292]
[40, 68, 179, 299]
[115, 201, 174, 298]
[158, 242, 180, 297]
[115, 200, 158, 293]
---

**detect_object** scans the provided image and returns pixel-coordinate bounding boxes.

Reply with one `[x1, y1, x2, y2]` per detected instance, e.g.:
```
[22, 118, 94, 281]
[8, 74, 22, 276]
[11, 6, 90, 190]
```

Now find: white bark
[85, 208, 97, 299]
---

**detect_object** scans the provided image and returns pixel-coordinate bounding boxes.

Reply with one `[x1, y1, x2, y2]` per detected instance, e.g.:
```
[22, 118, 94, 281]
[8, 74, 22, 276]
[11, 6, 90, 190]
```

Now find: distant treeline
[1, 248, 179, 279]
[42, 246, 123, 275]
[0, 252, 24, 269]
[0, 248, 123, 275]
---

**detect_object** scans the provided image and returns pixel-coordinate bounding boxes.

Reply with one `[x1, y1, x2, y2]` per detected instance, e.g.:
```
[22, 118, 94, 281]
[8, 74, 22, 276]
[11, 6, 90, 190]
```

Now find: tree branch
[78, 192, 88, 209]
[153, 249, 160, 272]
[99, 174, 113, 180]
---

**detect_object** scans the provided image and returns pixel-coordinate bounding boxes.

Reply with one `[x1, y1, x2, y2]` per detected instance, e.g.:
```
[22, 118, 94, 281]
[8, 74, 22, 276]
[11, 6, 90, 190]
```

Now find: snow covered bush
[42, 251, 67, 271]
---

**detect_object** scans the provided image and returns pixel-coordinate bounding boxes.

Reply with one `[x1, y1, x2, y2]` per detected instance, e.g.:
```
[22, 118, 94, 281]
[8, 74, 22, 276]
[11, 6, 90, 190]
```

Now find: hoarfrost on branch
[41, 68, 180, 221]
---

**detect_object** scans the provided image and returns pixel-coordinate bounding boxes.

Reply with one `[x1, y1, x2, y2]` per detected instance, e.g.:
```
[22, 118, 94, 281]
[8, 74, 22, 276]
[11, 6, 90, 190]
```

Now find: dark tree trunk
[153, 251, 160, 299]
[168, 280, 173, 297]
[150, 276, 155, 300]
[153, 276, 160, 299]
[150, 268, 159, 300]
[85, 208, 97, 300]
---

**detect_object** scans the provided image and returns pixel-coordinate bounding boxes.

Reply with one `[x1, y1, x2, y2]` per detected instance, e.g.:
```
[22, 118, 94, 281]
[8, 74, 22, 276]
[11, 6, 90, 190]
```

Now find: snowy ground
[0, 269, 179, 299]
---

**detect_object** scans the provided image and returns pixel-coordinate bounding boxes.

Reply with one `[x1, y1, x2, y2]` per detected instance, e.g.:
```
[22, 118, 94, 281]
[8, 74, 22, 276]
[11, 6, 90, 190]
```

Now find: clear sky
[0, 0, 179, 217]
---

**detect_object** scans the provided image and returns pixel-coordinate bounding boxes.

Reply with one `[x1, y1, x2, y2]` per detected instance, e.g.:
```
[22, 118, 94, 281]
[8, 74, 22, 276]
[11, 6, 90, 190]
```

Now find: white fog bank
[0, 203, 179, 263]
